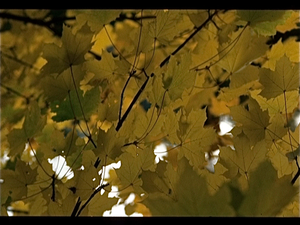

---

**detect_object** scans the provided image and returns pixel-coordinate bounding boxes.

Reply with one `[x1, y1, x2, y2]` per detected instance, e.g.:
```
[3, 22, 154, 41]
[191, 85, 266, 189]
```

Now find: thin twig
[75, 183, 109, 217]
[159, 10, 218, 68]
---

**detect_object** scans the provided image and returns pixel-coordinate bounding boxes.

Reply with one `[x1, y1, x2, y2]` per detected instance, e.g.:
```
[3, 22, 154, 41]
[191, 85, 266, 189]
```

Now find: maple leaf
[217, 26, 268, 73]
[237, 10, 292, 36]
[149, 10, 193, 45]
[87, 191, 118, 216]
[176, 108, 217, 170]
[7, 101, 46, 156]
[237, 160, 298, 216]
[1, 160, 37, 201]
[219, 132, 268, 179]
[97, 92, 119, 123]
[230, 97, 270, 146]
[41, 23, 94, 76]
[50, 86, 100, 122]
[259, 55, 299, 99]
[70, 165, 101, 201]
[115, 152, 144, 196]
[40, 64, 86, 102]
[163, 53, 197, 101]
[76, 10, 121, 34]
[84, 50, 118, 85]
[143, 158, 235, 216]
[94, 125, 125, 167]
[48, 194, 78, 216]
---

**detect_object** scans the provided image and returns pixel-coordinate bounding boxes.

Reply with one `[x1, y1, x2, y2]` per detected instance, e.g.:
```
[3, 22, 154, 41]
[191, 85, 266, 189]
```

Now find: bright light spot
[0, 150, 10, 166]
[48, 156, 74, 180]
[154, 142, 168, 163]
[294, 111, 300, 127]
[125, 193, 136, 205]
[218, 115, 235, 136]
[205, 149, 220, 173]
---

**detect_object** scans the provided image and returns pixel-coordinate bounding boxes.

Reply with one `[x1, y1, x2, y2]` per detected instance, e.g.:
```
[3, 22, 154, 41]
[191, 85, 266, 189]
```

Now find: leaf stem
[69, 65, 97, 148]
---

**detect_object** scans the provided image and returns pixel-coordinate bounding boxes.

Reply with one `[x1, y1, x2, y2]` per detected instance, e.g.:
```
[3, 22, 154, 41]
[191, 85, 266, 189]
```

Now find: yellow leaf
[259, 55, 299, 99]
[218, 26, 268, 73]
[177, 108, 217, 170]
[276, 10, 300, 33]
[262, 39, 285, 71]
[220, 132, 268, 180]
[230, 97, 270, 145]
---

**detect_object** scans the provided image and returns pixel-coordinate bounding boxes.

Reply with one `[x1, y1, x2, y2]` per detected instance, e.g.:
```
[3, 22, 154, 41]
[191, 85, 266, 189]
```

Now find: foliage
[0, 9, 299, 217]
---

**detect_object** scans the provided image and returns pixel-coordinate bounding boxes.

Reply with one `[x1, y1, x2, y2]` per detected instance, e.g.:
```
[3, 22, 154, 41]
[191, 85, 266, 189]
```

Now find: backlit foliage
[0, 9, 299, 216]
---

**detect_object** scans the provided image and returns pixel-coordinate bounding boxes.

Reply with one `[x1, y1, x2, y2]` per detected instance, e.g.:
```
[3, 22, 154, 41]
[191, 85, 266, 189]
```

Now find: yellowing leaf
[1, 160, 37, 201]
[115, 152, 143, 195]
[230, 97, 270, 145]
[41, 23, 94, 76]
[143, 158, 235, 216]
[85, 50, 118, 84]
[94, 125, 125, 167]
[217, 26, 268, 73]
[163, 53, 197, 101]
[276, 10, 300, 33]
[237, 160, 298, 216]
[149, 10, 193, 45]
[220, 132, 268, 179]
[284, 38, 300, 63]
[251, 90, 299, 118]
[259, 55, 299, 99]
[88, 191, 118, 216]
[50, 86, 100, 122]
[40, 64, 85, 102]
[262, 39, 285, 71]
[237, 10, 292, 36]
[7, 101, 46, 156]
[76, 10, 121, 34]
[177, 108, 216, 170]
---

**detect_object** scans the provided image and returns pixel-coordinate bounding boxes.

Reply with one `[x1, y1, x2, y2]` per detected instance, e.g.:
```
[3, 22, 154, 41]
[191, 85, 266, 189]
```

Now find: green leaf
[237, 10, 292, 36]
[50, 86, 100, 122]
[259, 55, 299, 99]
[237, 160, 298, 216]
[41, 23, 94, 76]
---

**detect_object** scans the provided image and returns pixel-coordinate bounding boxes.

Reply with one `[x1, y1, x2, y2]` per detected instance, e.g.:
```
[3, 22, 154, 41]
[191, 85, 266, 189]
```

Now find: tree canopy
[0, 9, 299, 216]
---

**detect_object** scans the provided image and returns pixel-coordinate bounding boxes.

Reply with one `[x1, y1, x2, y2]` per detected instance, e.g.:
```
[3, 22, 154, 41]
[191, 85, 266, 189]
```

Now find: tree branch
[159, 10, 219, 68]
